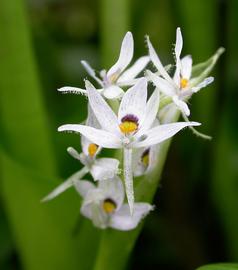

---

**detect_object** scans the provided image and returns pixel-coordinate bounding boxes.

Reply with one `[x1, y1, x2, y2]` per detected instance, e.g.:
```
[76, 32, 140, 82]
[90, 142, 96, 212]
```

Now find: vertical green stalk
[100, 0, 130, 67]
[0, 1, 80, 269]
[212, 0, 238, 259]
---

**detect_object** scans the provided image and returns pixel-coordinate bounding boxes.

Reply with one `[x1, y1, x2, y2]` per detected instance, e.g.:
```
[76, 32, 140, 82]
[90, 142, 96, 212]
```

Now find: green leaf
[191, 47, 225, 84]
[196, 263, 238, 270]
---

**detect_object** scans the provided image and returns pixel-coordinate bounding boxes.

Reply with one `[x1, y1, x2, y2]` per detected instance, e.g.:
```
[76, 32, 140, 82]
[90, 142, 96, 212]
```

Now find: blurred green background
[0, 0, 237, 269]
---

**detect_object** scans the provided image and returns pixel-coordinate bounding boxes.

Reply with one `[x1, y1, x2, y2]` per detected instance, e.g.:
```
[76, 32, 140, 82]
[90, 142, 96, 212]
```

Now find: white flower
[41, 106, 119, 202]
[58, 32, 150, 99]
[58, 78, 200, 213]
[75, 176, 153, 230]
[146, 27, 214, 116]
[133, 145, 160, 177]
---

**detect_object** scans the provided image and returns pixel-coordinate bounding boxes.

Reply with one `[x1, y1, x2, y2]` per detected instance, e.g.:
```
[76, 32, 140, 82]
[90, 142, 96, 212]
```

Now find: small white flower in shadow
[75, 176, 153, 231]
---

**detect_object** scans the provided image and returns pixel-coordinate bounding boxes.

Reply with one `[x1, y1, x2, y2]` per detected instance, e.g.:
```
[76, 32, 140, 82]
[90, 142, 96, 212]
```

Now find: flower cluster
[43, 28, 223, 231]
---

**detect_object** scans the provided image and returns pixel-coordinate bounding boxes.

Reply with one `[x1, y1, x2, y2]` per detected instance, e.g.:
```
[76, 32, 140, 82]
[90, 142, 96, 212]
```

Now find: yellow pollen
[141, 154, 149, 167]
[88, 143, 98, 157]
[119, 121, 138, 134]
[180, 78, 189, 89]
[102, 200, 116, 214]
[109, 73, 119, 83]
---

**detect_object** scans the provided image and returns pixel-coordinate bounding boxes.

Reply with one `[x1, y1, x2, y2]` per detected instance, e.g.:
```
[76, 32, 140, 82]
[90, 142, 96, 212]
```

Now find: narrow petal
[110, 203, 153, 231]
[117, 78, 141, 87]
[181, 55, 193, 79]
[137, 88, 160, 136]
[98, 176, 125, 209]
[133, 121, 200, 148]
[107, 32, 134, 78]
[146, 70, 175, 96]
[58, 124, 122, 149]
[41, 167, 89, 202]
[81, 60, 103, 86]
[67, 146, 81, 161]
[103, 85, 124, 99]
[123, 148, 134, 215]
[118, 56, 150, 82]
[146, 36, 174, 84]
[58, 86, 88, 95]
[118, 78, 147, 123]
[91, 158, 119, 181]
[175, 27, 183, 63]
[172, 95, 190, 116]
[85, 81, 120, 134]
[191, 77, 214, 93]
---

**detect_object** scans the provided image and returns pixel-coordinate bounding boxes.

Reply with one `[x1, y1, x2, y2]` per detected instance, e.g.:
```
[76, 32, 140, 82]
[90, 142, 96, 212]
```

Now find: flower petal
[103, 85, 124, 99]
[110, 203, 153, 231]
[133, 121, 200, 148]
[146, 70, 175, 96]
[172, 95, 190, 116]
[181, 55, 193, 79]
[85, 80, 120, 134]
[41, 167, 89, 202]
[81, 60, 103, 86]
[67, 147, 81, 160]
[107, 32, 134, 78]
[118, 56, 150, 82]
[98, 176, 125, 209]
[191, 77, 214, 93]
[146, 36, 174, 84]
[118, 78, 147, 123]
[175, 27, 183, 63]
[58, 86, 88, 95]
[74, 179, 96, 198]
[58, 124, 122, 149]
[123, 148, 134, 215]
[137, 88, 160, 136]
[91, 158, 120, 181]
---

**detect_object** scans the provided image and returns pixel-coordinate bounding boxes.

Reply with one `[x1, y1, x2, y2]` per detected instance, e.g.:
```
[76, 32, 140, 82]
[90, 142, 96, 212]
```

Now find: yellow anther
[102, 199, 117, 214]
[141, 154, 149, 167]
[180, 78, 189, 89]
[109, 72, 119, 83]
[88, 143, 98, 157]
[119, 121, 138, 134]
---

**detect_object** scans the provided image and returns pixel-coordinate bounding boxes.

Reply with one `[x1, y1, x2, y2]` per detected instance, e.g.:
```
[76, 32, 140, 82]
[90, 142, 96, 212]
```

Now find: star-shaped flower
[58, 78, 199, 213]
[146, 27, 215, 116]
[75, 176, 153, 230]
[58, 32, 150, 99]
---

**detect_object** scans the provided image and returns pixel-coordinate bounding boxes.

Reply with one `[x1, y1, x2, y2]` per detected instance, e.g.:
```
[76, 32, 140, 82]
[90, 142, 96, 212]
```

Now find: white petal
[146, 36, 174, 84]
[132, 148, 147, 177]
[118, 78, 147, 123]
[107, 32, 134, 78]
[74, 179, 96, 198]
[110, 203, 153, 231]
[81, 104, 102, 155]
[123, 148, 134, 215]
[58, 124, 122, 149]
[133, 121, 200, 148]
[181, 55, 193, 79]
[41, 167, 89, 202]
[91, 158, 119, 181]
[67, 146, 81, 160]
[117, 78, 141, 87]
[175, 27, 183, 63]
[172, 95, 190, 116]
[81, 60, 103, 86]
[103, 85, 124, 99]
[191, 77, 214, 93]
[58, 86, 88, 95]
[98, 176, 125, 209]
[136, 88, 160, 136]
[85, 81, 120, 134]
[146, 70, 175, 96]
[118, 56, 150, 82]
